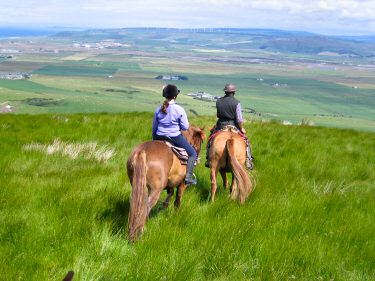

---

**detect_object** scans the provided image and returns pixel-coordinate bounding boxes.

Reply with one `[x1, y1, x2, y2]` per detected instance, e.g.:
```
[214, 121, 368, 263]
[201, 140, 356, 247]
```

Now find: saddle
[221, 125, 239, 133]
[155, 135, 189, 165]
[207, 125, 247, 147]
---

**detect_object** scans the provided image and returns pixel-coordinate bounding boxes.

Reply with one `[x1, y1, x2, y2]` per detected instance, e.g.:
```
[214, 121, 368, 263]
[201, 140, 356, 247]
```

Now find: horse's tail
[128, 150, 148, 242]
[226, 138, 254, 204]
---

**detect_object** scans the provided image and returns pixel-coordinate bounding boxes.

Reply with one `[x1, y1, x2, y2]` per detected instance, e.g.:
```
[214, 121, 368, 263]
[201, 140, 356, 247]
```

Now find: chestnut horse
[127, 126, 206, 242]
[207, 129, 256, 204]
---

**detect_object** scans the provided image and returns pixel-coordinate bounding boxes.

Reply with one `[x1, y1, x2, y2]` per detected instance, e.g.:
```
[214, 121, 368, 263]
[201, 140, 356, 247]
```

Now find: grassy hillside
[1, 113, 374, 280]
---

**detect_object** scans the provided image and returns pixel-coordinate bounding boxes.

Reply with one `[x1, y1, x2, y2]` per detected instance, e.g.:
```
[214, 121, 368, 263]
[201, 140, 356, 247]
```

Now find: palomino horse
[207, 128, 255, 204]
[127, 126, 206, 242]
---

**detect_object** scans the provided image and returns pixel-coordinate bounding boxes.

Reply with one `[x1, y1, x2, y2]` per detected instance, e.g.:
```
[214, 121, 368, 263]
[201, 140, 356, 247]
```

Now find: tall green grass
[0, 113, 374, 280]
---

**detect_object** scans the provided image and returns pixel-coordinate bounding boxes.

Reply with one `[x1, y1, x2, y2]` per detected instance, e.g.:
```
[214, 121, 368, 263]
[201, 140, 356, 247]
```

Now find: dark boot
[245, 158, 254, 170]
[204, 142, 211, 168]
[245, 143, 254, 170]
[185, 156, 197, 186]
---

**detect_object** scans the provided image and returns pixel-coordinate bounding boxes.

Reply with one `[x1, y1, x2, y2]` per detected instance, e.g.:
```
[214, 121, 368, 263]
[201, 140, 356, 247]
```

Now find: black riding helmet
[163, 84, 180, 99]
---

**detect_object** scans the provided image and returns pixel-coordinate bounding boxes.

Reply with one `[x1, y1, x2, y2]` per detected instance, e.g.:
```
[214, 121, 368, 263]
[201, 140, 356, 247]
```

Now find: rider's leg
[204, 143, 210, 168]
[185, 155, 197, 186]
[170, 134, 197, 186]
[205, 127, 217, 168]
[244, 139, 254, 170]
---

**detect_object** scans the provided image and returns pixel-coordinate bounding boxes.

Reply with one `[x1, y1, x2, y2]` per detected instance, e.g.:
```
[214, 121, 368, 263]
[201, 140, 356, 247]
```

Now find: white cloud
[1, 0, 375, 34]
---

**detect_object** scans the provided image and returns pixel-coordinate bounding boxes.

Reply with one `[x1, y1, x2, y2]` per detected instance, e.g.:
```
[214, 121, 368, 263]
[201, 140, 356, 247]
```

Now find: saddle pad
[221, 125, 239, 133]
[164, 142, 188, 165]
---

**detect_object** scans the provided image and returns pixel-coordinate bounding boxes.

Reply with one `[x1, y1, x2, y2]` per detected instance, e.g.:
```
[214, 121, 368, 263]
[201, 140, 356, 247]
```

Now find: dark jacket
[216, 95, 240, 129]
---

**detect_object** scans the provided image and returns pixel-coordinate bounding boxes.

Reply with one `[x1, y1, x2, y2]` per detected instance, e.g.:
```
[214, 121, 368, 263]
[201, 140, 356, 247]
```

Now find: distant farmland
[32, 65, 118, 77]
[1, 28, 375, 131]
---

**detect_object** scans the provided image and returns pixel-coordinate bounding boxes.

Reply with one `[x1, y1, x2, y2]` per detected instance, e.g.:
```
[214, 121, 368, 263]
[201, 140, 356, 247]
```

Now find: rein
[206, 130, 222, 147]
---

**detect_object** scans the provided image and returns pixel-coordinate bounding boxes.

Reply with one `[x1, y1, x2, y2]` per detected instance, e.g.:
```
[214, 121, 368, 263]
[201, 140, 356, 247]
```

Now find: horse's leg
[230, 171, 234, 194]
[220, 170, 228, 189]
[174, 181, 187, 208]
[211, 167, 218, 202]
[146, 187, 163, 217]
[163, 187, 174, 207]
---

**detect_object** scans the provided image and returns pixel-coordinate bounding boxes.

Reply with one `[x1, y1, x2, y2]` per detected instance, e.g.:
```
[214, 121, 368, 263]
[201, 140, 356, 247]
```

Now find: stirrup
[204, 160, 210, 168]
[185, 173, 197, 186]
[245, 159, 254, 170]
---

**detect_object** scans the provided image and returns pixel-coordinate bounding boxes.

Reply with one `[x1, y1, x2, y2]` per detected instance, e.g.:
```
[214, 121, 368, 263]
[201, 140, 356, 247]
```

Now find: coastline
[0, 27, 58, 39]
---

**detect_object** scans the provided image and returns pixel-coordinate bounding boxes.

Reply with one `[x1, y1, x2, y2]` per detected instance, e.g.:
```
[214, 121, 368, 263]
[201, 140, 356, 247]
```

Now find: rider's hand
[241, 128, 247, 134]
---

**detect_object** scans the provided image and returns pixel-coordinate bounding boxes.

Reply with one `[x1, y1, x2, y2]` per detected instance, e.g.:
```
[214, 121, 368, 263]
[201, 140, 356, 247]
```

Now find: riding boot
[204, 145, 210, 168]
[185, 156, 197, 186]
[245, 145, 254, 170]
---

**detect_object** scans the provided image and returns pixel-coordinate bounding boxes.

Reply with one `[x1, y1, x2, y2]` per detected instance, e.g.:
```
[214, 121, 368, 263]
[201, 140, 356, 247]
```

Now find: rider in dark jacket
[216, 83, 246, 132]
[205, 83, 253, 169]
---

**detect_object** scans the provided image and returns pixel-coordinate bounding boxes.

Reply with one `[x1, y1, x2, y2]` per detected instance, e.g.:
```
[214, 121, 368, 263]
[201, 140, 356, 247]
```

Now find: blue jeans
[170, 134, 197, 158]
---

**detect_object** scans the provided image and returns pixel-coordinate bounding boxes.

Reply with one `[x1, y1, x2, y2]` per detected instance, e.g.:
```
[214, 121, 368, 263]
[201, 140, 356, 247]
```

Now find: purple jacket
[152, 101, 189, 139]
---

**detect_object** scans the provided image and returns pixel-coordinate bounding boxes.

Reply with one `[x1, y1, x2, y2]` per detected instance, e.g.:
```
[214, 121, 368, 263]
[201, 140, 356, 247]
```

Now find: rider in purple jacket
[152, 84, 197, 186]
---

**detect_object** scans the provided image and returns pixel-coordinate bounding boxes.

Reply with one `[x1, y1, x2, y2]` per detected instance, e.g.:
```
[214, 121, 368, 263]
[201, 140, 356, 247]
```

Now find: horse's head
[182, 126, 206, 156]
[207, 125, 216, 134]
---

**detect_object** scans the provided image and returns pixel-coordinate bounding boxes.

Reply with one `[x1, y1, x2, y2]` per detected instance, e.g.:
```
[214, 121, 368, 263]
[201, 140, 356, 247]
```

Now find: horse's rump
[128, 141, 175, 186]
[126, 126, 206, 242]
[209, 131, 255, 204]
[210, 131, 246, 169]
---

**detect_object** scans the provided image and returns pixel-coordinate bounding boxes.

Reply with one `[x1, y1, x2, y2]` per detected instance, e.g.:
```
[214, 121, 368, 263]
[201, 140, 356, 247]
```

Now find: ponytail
[160, 99, 169, 114]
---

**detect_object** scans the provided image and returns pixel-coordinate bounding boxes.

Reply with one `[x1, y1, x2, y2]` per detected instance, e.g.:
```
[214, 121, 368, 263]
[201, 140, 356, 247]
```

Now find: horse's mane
[182, 126, 206, 146]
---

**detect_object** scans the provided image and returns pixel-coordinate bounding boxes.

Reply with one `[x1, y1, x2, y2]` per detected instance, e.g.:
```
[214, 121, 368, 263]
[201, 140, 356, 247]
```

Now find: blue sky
[1, 0, 375, 35]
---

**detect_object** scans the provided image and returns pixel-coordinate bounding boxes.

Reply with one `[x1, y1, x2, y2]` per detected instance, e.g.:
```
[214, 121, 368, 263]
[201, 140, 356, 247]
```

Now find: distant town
[0, 73, 31, 79]
[155, 75, 188, 81]
[72, 40, 131, 49]
[187, 91, 218, 102]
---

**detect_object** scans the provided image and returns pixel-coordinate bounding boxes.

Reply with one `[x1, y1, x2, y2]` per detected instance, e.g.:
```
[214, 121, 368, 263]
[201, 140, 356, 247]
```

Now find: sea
[0, 27, 65, 38]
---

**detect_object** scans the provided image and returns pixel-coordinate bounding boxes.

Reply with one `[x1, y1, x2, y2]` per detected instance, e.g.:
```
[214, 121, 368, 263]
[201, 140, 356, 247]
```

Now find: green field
[1, 113, 374, 280]
[32, 65, 118, 77]
[1, 29, 375, 131]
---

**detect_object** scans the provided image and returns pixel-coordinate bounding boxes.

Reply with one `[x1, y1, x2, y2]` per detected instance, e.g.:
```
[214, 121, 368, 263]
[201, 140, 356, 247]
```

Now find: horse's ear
[201, 132, 206, 141]
[190, 126, 199, 133]
[199, 128, 206, 141]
